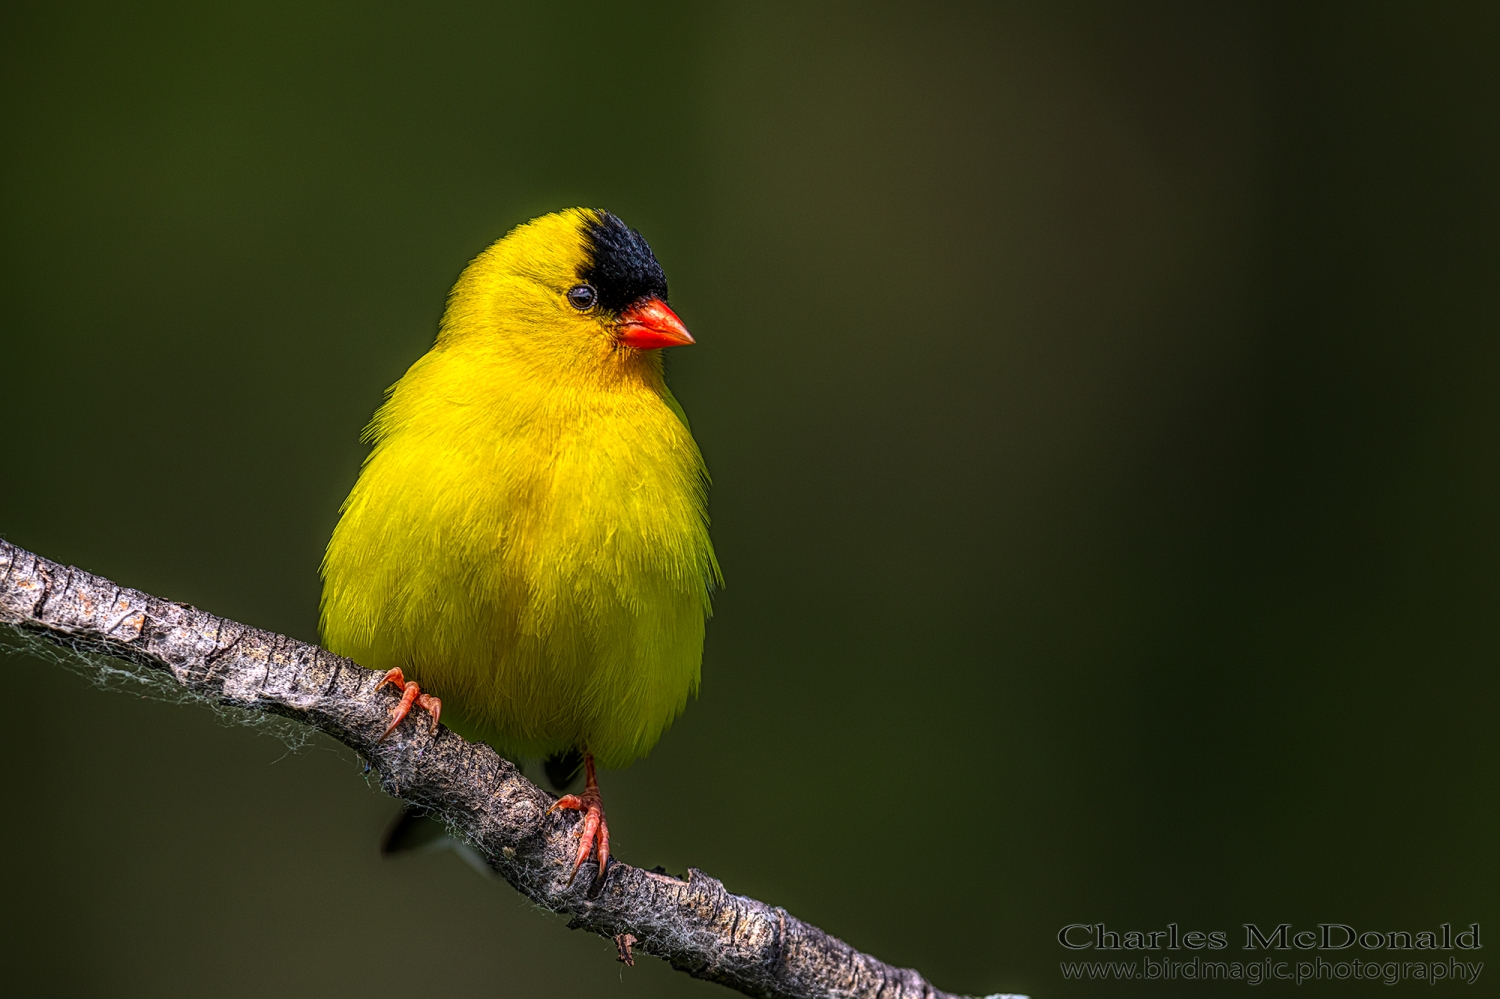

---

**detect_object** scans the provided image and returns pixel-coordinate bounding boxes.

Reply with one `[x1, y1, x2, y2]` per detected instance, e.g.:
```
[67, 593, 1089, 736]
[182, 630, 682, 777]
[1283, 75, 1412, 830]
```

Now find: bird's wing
[659, 385, 691, 430]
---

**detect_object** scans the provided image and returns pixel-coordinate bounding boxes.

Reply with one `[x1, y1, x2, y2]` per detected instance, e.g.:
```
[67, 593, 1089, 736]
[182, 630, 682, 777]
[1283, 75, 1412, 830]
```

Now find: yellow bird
[319, 208, 719, 877]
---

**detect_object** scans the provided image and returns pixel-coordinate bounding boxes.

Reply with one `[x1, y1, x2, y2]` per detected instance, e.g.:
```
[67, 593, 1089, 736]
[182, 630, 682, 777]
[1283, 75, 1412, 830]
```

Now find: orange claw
[547, 751, 610, 883]
[375, 667, 442, 740]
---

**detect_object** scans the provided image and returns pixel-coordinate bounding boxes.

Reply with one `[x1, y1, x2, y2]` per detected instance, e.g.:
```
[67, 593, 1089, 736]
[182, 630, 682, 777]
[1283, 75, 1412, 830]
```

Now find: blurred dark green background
[2, 2, 1497, 996]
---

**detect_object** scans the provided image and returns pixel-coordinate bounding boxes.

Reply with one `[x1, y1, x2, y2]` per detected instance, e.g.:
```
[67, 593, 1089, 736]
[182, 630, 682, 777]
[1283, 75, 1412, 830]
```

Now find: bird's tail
[379, 806, 494, 877]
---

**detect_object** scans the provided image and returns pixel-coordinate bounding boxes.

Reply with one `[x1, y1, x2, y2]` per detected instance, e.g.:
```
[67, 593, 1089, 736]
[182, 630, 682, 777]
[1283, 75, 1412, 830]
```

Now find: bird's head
[437, 208, 693, 373]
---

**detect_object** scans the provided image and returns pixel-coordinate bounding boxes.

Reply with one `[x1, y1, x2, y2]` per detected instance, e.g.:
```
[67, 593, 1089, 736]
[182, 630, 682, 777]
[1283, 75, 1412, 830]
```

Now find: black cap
[579, 211, 669, 314]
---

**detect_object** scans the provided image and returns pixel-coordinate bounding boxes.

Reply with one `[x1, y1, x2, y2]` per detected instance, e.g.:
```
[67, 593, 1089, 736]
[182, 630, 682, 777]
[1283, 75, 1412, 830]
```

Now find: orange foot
[547, 751, 610, 883]
[375, 668, 441, 740]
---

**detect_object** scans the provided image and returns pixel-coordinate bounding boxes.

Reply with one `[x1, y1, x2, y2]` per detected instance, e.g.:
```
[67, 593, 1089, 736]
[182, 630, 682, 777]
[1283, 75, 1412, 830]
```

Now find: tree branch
[0, 539, 1018, 999]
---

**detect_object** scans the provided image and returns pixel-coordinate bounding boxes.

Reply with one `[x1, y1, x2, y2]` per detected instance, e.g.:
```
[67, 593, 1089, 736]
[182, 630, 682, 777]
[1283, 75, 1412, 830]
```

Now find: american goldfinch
[320, 208, 718, 878]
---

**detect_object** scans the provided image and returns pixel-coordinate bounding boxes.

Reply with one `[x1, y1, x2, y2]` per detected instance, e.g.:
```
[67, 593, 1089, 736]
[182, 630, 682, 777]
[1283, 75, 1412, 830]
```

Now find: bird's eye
[566, 284, 597, 310]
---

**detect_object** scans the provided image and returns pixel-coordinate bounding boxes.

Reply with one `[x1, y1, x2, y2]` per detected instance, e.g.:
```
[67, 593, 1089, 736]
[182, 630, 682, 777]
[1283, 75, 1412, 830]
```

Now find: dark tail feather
[379, 804, 495, 878]
[544, 748, 583, 791]
[380, 805, 448, 855]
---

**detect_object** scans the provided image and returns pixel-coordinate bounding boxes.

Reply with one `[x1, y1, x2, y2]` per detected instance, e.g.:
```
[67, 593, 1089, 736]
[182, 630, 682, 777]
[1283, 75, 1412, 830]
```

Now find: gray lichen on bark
[0, 538, 1021, 999]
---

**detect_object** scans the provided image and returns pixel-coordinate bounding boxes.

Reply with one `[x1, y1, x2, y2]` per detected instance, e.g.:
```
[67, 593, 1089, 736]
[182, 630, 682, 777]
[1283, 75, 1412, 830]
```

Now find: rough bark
[0, 539, 1019, 999]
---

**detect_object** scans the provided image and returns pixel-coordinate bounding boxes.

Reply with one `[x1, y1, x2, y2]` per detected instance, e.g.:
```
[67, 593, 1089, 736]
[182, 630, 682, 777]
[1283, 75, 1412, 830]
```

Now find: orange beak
[617, 297, 695, 350]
